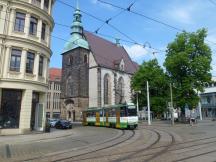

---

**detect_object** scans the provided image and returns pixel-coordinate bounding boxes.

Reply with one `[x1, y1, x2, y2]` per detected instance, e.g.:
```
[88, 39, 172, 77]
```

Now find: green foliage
[132, 59, 169, 115]
[164, 28, 212, 110]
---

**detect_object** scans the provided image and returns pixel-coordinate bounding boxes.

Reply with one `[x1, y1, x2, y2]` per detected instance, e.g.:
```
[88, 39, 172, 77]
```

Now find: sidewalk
[0, 128, 76, 146]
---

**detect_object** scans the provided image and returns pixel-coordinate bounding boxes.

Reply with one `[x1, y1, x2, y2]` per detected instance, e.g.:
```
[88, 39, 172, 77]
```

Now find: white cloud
[163, 6, 193, 25]
[160, 1, 205, 25]
[124, 44, 148, 61]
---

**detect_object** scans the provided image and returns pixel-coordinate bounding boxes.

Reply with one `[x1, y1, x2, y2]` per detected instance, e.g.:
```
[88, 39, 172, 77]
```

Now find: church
[60, 4, 138, 121]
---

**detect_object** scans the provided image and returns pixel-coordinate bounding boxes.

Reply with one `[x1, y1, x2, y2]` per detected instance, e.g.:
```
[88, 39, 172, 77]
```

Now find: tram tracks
[19, 129, 135, 162]
[64, 128, 173, 162]
[53, 128, 216, 162]
[9, 124, 216, 162]
[52, 130, 135, 162]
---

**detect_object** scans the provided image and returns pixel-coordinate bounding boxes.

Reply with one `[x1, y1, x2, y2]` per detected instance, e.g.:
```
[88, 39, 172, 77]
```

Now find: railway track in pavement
[19, 129, 135, 162]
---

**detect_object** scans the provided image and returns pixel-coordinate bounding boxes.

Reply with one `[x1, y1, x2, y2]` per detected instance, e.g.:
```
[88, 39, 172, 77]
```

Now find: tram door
[116, 110, 120, 128]
[96, 112, 100, 126]
[82, 112, 87, 126]
[106, 111, 109, 127]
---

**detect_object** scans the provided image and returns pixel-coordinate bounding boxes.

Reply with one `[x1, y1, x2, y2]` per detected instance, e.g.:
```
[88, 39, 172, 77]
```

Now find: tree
[131, 59, 169, 116]
[164, 28, 212, 111]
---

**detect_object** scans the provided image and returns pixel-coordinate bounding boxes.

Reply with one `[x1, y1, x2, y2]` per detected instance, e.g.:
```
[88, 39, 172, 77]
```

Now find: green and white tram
[82, 103, 138, 129]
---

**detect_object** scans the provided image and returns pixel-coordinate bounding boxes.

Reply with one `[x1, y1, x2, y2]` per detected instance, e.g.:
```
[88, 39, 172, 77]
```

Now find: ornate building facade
[0, 0, 54, 135]
[61, 5, 138, 121]
[46, 68, 61, 119]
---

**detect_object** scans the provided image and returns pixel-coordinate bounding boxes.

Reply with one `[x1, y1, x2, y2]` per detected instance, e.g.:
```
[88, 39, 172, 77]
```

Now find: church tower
[61, 1, 89, 121]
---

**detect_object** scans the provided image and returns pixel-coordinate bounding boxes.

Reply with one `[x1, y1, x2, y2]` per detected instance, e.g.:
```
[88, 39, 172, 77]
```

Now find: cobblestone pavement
[0, 120, 216, 162]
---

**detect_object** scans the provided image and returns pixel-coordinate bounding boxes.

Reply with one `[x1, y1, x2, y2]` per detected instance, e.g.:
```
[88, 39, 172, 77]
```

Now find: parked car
[48, 119, 59, 128]
[55, 120, 72, 129]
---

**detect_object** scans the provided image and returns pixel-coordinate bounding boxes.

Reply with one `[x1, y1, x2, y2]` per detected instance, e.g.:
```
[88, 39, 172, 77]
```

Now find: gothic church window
[104, 74, 111, 105]
[116, 77, 124, 104]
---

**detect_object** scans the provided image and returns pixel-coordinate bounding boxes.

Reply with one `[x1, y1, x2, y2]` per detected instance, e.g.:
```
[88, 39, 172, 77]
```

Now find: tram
[82, 103, 138, 129]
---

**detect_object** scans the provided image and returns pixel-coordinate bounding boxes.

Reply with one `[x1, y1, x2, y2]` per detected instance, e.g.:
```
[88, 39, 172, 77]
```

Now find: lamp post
[136, 91, 141, 118]
[147, 81, 151, 125]
[170, 83, 174, 126]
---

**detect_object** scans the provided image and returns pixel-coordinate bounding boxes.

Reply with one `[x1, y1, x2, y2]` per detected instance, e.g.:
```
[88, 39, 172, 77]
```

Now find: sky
[51, 0, 216, 76]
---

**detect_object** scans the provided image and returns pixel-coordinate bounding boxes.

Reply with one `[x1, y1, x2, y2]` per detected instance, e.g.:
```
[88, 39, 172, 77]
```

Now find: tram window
[92, 112, 96, 117]
[109, 109, 116, 117]
[128, 108, 137, 116]
[120, 107, 127, 117]
[87, 112, 96, 117]
[100, 110, 103, 117]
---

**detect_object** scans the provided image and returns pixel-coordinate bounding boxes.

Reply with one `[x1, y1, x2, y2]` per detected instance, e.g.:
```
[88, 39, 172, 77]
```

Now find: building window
[120, 64, 124, 71]
[68, 56, 73, 65]
[14, 12, 25, 32]
[104, 74, 111, 105]
[10, 49, 21, 72]
[29, 16, 38, 36]
[84, 55, 87, 63]
[116, 77, 124, 104]
[32, 0, 41, 7]
[38, 56, 43, 76]
[26, 52, 35, 73]
[41, 23, 46, 40]
[44, 0, 49, 11]
[0, 89, 22, 129]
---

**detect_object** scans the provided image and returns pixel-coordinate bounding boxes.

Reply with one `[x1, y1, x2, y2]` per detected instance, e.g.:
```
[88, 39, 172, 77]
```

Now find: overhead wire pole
[136, 92, 139, 118]
[147, 81, 151, 125]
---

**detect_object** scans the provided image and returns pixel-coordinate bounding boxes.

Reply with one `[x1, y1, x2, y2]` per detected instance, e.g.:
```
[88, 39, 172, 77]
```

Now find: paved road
[0, 120, 216, 162]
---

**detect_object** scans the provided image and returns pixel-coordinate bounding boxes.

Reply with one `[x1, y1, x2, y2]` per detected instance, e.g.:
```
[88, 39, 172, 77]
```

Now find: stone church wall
[61, 47, 89, 121]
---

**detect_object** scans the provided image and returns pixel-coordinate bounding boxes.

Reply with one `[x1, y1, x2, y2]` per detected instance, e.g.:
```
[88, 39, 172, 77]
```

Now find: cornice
[5, 35, 52, 56]
[0, 78, 48, 88]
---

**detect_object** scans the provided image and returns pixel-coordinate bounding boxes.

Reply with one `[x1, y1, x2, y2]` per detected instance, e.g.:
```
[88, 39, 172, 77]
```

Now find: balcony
[31, 0, 41, 8]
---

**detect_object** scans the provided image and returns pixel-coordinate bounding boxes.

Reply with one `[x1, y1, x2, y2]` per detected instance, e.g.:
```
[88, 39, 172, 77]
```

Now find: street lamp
[170, 83, 174, 126]
[147, 81, 151, 125]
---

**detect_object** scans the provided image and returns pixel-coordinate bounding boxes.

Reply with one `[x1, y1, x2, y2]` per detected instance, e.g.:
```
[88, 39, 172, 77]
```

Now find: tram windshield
[127, 105, 137, 116]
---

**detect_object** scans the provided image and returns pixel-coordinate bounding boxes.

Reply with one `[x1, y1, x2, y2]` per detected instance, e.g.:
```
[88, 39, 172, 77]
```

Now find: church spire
[76, 0, 79, 10]
[71, 0, 83, 35]
[63, 0, 89, 53]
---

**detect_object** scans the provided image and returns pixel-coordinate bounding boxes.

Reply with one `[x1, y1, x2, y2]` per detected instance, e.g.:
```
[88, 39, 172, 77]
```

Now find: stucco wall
[89, 52, 98, 107]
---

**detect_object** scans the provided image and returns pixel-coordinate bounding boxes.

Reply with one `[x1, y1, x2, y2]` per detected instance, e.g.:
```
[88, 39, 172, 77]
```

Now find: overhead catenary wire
[1, 0, 216, 51]
[0, 2, 214, 60]
[0, 15, 145, 68]
[56, 0, 140, 46]
[55, 0, 166, 53]
[97, 0, 216, 48]
[95, 0, 139, 34]
[1, 1, 215, 54]
[97, 0, 183, 32]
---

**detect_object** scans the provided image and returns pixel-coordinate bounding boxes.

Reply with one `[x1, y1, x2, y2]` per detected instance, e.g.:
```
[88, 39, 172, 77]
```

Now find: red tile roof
[49, 68, 62, 81]
[84, 31, 138, 74]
